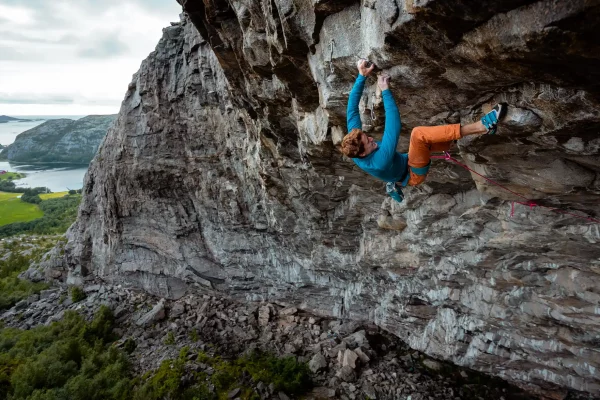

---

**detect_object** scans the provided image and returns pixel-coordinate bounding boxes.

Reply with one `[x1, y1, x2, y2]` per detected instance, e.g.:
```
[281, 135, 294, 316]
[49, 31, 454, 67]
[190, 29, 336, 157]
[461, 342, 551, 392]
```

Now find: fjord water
[0, 116, 88, 192]
[0, 120, 46, 145]
[0, 162, 88, 192]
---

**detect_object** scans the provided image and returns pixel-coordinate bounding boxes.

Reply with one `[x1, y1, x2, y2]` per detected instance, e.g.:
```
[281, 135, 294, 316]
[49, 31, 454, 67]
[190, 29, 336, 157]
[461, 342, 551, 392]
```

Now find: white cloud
[0, 0, 183, 115]
[0, 4, 35, 24]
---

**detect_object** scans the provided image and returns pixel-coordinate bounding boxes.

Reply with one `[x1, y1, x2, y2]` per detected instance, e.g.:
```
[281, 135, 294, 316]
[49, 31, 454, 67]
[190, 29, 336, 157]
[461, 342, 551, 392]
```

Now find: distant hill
[0, 115, 117, 164]
[0, 115, 31, 123]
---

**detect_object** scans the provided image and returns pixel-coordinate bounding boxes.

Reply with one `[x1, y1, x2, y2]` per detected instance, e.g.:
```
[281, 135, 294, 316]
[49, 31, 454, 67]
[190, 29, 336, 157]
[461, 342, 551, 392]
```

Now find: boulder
[342, 349, 358, 369]
[136, 299, 166, 327]
[309, 353, 328, 373]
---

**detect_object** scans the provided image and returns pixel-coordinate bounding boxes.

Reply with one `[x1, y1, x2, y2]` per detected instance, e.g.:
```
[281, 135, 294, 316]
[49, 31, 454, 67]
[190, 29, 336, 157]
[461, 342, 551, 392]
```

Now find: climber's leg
[407, 124, 461, 186]
[455, 103, 509, 137]
[458, 121, 487, 137]
[406, 104, 508, 186]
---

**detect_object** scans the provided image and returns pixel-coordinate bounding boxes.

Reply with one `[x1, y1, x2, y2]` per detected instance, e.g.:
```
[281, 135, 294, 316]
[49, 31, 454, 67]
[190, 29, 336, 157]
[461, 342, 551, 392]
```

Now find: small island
[0, 115, 33, 123]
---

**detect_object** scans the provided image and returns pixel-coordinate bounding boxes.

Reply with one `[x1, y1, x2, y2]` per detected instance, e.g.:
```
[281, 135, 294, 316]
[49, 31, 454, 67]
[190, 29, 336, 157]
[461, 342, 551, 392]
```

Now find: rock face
[3, 115, 116, 163]
[63, 1, 600, 397]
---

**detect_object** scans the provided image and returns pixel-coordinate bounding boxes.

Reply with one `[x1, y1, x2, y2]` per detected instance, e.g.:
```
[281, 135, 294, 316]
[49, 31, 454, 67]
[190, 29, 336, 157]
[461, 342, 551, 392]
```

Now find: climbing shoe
[386, 182, 404, 203]
[481, 103, 508, 135]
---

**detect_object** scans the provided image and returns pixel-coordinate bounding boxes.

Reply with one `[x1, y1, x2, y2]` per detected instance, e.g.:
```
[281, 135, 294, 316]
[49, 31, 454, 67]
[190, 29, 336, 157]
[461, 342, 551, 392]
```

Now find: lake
[0, 162, 88, 192]
[0, 116, 88, 192]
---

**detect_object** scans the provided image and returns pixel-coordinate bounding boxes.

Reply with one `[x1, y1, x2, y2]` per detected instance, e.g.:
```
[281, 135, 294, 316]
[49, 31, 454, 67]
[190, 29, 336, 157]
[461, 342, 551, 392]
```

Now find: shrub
[163, 331, 175, 346]
[122, 338, 136, 354]
[239, 351, 312, 395]
[133, 347, 215, 400]
[20, 192, 41, 204]
[0, 277, 47, 310]
[0, 307, 133, 400]
[70, 287, 86, 303]
[194, 350, 312, 397]
[0, 241, 51, 310]
[0, 304, 312, 400]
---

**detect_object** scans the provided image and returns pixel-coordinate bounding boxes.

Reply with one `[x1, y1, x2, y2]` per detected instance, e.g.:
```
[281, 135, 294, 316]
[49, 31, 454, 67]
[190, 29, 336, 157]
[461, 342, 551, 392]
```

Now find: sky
[0, 0, 183, 116]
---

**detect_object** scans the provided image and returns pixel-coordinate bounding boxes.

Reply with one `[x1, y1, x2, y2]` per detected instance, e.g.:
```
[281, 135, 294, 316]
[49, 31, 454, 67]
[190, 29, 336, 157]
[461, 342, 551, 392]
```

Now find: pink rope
[430, 151, 600, 224]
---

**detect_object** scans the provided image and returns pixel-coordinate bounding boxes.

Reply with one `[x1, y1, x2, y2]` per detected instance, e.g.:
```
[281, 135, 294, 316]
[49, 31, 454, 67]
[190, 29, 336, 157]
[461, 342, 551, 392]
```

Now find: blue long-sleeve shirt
[346, 74, 409, 186]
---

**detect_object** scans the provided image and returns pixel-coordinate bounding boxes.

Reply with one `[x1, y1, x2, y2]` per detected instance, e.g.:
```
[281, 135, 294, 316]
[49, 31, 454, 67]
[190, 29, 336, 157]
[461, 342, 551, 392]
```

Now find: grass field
[39, 191, 68, 200]
[0, 192, 44, 226]
[0, 172, 25, 181]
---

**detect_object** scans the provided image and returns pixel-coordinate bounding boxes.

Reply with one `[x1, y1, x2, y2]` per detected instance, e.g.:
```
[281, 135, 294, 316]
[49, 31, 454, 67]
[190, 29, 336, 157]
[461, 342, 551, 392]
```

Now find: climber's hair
[341, 128, 365, 158]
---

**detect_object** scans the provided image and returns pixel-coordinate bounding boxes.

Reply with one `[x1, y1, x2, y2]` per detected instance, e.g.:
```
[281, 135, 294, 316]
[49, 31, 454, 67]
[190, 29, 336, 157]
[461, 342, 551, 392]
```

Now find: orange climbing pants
[407, 124, 462, 186]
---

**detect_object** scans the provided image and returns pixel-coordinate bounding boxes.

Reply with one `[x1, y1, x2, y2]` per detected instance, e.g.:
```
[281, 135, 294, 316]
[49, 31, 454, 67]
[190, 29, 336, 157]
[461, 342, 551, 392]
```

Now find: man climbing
[341, 59, 507, 202]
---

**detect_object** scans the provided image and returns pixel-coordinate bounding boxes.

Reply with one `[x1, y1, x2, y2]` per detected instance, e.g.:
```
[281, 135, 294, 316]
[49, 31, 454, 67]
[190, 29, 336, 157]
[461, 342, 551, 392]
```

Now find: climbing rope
[430, 151, 600, 223]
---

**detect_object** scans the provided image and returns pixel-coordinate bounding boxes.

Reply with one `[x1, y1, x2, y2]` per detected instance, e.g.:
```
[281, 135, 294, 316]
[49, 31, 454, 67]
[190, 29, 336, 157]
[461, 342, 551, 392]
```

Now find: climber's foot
[481, 103, 507, 135]
[386, 182, 404, 203]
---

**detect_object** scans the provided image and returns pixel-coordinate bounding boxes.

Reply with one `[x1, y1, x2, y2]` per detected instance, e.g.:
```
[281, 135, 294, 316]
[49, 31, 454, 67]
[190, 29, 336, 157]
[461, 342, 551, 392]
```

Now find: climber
[341, 59, 507, 202]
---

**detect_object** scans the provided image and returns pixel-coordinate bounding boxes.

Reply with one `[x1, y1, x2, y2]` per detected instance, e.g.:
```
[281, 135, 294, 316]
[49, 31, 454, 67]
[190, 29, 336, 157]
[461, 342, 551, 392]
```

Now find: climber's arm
[347, 75, 366, 131]
[370, 75, 401, 167]
[347, 59, 375, 132]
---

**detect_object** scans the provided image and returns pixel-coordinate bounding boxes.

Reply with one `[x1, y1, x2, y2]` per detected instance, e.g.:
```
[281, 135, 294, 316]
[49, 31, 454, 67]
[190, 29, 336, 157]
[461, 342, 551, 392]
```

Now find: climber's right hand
[377, 74, 390, 91]
[357, 59, 375, 77]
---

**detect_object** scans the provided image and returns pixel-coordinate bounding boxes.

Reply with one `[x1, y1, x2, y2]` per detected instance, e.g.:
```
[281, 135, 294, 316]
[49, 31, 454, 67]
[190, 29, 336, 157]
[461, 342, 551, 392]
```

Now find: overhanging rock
[63, 1, 600, 397]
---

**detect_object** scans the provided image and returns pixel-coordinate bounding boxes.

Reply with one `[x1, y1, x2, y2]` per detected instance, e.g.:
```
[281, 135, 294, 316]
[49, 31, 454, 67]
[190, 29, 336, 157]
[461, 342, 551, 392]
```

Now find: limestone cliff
[62, 1, 600, 398]
[3, 115, 116, 164]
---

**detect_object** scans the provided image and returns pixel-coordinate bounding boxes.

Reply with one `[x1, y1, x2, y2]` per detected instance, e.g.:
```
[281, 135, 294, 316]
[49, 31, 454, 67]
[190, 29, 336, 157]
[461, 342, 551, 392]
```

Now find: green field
[0, 192, 44, 226]
[39, 191, 68, 200]
[0, 172, 25, 181]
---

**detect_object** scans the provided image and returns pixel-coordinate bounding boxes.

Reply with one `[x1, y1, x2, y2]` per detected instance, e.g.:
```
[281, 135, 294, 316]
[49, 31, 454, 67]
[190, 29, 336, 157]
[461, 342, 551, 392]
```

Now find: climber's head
[341, 128, 378, 158]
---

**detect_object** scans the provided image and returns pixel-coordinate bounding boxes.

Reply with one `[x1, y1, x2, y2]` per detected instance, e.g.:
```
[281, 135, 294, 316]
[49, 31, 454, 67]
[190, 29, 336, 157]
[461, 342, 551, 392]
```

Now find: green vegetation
[0, 192, 44, 226]
[195, 349, 312, 399]
[134, 348, 311, 400]
[0, 306, 132, 400]
[0, 194, 81, 237]
[0, 237, 61, 311]
[20, 189, 42, 205]
[134, 347, 214, 400]
[39, 191, 69, 200]
[122, 339, 136, 354]
[70, 286, 87, 303]
[0, 169, 79, 234]
[0, 306, 313, 400]
[163, 331, 175, 345]
[0, 172, 25, 182]
[0, 179, 46, 194]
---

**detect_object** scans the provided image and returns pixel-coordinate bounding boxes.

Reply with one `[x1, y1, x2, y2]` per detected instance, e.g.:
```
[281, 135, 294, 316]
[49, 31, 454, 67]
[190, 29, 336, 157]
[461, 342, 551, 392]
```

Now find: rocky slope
[60, 1, 600, 398]
[2, 115, 116, 164]
[1, 275, 538, 400]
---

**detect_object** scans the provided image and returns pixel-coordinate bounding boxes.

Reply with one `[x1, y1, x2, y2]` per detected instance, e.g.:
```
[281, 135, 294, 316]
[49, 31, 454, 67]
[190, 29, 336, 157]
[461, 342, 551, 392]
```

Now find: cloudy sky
[0, 0, 183, 116]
